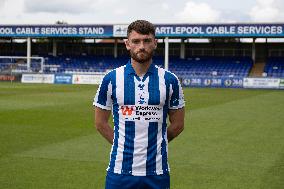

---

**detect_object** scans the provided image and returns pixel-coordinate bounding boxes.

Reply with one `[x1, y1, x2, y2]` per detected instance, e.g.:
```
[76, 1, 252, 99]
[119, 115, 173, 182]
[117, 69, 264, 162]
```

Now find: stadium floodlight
[0, 56, 45, 73]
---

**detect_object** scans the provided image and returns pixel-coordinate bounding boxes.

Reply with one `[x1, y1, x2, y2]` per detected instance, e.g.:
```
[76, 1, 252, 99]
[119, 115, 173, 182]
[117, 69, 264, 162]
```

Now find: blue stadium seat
[264, 57, 284, 78]
[39, 55, 254, 78]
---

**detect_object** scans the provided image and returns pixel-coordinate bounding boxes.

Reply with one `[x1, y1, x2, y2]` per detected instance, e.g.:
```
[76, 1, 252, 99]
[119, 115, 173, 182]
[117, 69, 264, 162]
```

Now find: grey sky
[0, 0, 284, 24]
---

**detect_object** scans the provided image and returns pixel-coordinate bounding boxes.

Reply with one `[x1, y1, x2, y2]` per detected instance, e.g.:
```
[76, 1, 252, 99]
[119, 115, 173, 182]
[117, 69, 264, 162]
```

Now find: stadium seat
[19, 55, 254, 78]
[264, 57, 284, 78]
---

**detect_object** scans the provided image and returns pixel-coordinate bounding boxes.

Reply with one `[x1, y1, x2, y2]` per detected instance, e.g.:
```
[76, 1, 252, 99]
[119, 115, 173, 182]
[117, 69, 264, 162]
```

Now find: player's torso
[114, 72, 167, 123]
[108, 64, 170, 176]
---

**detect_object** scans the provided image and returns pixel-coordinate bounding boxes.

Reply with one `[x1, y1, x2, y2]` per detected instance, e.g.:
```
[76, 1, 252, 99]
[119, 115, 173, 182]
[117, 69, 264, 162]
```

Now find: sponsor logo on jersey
[120, 105, 162, 121]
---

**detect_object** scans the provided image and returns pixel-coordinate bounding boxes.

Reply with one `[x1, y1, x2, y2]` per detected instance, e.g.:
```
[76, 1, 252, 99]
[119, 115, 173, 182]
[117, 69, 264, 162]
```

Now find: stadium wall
[20, 73, 284, 89]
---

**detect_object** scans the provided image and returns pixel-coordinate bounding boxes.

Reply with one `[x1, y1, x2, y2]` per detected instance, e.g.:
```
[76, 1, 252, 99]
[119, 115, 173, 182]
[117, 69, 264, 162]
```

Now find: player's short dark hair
[127, 20, 156, 38]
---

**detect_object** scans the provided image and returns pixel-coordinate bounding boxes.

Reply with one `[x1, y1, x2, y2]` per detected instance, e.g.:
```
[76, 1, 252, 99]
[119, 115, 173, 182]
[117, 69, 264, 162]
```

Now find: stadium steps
[249, 62, 265, 77]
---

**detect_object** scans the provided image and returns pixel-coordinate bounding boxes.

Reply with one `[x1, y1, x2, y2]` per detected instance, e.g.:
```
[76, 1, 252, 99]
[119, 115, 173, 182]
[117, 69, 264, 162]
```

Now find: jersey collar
[125, 59, 156, 76]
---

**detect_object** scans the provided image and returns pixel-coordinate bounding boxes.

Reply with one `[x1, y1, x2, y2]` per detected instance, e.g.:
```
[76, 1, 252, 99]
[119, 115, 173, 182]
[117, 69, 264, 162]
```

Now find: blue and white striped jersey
[93, 60, 185, 176]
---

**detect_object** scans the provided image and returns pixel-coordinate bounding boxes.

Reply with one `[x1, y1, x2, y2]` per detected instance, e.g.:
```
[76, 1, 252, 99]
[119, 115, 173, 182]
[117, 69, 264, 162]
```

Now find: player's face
[125, 30, 157, 64]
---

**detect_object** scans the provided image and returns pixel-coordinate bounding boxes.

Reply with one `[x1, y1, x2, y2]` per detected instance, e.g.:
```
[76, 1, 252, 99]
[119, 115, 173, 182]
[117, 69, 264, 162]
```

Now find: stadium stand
[1, 39, 283, 79]
[1, 55, 253, 77]
[0, 58, 14, 73]
[0, 57, 43, 73]
[167, 56, 253, 78]
[43, 56, 128, 73]
[41, 56, 253, 78]
[264, 57, 284, 78]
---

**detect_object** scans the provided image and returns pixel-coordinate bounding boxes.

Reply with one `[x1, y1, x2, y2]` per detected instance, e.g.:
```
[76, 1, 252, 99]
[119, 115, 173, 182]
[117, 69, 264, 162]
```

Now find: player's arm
[167, 107, 185, 142]
[94, 107, 113, 144]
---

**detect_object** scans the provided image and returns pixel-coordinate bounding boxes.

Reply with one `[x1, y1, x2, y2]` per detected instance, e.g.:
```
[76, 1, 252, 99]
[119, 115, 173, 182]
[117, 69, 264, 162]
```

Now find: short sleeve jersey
[93, 60, 185, 176]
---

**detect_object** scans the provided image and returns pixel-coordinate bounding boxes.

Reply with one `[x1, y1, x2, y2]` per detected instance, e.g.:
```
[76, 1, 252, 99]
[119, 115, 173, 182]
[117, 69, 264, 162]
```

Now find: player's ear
[125, 39, 131, 50]
[154, 39, 158, 49]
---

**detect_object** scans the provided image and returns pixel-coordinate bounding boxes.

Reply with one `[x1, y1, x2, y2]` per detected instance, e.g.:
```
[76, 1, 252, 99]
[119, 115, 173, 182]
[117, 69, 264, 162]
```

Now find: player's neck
[131, 59, 152, 77]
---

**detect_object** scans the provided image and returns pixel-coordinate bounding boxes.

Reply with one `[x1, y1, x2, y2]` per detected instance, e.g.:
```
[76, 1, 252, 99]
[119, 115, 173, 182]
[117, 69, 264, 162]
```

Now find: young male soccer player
[93, 20, 185, 189]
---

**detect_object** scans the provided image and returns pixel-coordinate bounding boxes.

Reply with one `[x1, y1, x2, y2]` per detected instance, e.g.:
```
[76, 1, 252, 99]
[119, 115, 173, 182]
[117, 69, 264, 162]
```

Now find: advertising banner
[0, 75, 16, 81]
[21, 74, 54, 84]
[54, 74, 72, 84]
[114, 24, 284, 38]
[243, 78, 280, 89]
[182, 77, 243, 88]
[72, 74, 104, 84]
[0, 25, 113, 37]
[113, 25, 128, 37]
[19, 73, 284, 89]
[279, 79, 284, 89]
[156, 24, 284, 37]
[1, 24, 283, 38]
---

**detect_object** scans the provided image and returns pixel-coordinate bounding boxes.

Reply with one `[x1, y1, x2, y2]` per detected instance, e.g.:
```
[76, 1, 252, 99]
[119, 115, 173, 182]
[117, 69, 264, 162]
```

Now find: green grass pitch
[0, 82, 283, 189]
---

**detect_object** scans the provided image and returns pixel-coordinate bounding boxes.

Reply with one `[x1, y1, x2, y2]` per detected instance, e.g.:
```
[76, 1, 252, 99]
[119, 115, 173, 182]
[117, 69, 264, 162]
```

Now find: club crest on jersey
[138, 83, 145, 90]
[138, 95, 146, 104]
